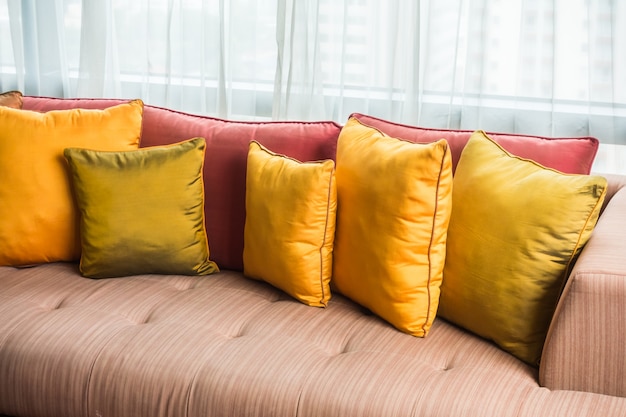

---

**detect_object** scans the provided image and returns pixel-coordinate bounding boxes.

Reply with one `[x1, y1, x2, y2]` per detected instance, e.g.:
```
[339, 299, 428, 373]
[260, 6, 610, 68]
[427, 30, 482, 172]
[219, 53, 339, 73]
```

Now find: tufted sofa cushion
[1, 264, 626, 417]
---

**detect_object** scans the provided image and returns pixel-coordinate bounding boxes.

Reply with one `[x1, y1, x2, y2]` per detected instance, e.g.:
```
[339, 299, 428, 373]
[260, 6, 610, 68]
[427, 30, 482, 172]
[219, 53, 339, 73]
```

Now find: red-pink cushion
[23, 97, 341, 271]
[351, 113, 599, 175]
[23, 97, 128, 112]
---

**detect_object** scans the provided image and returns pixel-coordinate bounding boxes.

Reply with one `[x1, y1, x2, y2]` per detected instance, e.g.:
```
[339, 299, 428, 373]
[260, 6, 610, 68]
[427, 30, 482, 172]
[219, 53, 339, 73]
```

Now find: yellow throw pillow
[64, 137, 219, 278]
[243, 141, 337, 307]
[0, 100, 143, 266]
[332, 117, 453, 336]
[438, 130, 607, 366]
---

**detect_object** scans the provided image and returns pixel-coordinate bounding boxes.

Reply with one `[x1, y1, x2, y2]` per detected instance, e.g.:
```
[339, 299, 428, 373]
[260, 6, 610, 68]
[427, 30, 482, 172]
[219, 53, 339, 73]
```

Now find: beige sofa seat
[2, 262, 626, 417]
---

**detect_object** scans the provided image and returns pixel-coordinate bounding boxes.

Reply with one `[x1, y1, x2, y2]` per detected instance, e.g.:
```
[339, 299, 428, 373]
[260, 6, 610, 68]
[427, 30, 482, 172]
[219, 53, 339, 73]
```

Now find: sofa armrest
[597, 173, 626, 213]
[540, 180, 626, 397]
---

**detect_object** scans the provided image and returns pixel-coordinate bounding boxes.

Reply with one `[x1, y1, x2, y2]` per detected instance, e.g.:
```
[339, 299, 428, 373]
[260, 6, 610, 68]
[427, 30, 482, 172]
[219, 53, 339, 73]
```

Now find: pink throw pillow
[351, 113, 599, 175]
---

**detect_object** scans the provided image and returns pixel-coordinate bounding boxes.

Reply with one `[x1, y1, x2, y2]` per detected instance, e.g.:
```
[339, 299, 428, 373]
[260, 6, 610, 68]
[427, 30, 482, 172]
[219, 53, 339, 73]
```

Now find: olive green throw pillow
[64, 137, 219, 278]
[438, 130, 607, 366]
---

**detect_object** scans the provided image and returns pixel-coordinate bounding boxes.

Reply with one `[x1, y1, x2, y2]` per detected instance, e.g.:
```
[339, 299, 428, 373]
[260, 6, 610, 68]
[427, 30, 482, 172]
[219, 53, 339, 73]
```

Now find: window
[1, 0, 624, 170]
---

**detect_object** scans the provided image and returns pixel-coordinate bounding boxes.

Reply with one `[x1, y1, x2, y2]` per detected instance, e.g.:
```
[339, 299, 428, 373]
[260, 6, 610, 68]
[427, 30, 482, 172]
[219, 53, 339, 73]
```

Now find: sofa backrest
[140, 105, 341, 271]
[22, 97, 604, 272]
[351, 113, 599, 175]
[22, 97, 341, 271]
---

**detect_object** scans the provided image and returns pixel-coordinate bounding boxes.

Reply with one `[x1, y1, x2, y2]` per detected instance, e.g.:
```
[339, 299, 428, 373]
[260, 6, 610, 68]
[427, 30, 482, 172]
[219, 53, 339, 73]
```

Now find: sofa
[1, 95, 625, 417]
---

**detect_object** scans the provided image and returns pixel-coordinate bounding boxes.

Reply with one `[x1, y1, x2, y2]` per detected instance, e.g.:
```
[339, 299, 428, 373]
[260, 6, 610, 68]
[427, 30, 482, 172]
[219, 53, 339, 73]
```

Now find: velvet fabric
[351, 112, 599, 175]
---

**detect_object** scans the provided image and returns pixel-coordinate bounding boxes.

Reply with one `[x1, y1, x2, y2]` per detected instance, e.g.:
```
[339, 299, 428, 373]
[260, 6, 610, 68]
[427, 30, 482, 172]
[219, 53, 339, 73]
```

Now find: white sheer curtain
[273, 0, 626, 144]
[1, 0, 624, 151]
[273, 1, 424, 122]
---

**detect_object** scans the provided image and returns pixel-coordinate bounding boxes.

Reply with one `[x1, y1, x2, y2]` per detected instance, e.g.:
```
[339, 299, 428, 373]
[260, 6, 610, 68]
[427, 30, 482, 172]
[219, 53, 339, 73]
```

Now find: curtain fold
[77, 1, 117, 97]
[273, 0, 326, 120]
[0, 0, 624, 147]
[7, 0, 69, 97]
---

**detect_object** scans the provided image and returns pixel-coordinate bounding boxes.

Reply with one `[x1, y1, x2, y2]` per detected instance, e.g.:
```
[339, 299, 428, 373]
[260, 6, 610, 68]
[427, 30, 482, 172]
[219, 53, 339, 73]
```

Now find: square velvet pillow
[0, 100, 143, 266]
[332, 117, 453, 336]
[243, 141, 337, 307]
[438, 130, 607, 366]
[64, 137, 219, 278]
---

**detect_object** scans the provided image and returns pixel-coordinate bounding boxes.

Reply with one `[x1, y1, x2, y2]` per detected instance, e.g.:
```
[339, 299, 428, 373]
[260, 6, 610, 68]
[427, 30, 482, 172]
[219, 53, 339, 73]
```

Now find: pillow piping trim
[196, 138, 219, 274]
[422, 142, 450, 335]
[554, 183, 607, 299]
[247, 140, 335, 307]
[539, 185, 608, 366]
[531, 174, 607, 367]
[318, 166, 336, 307]
[481, 132, 607, 301]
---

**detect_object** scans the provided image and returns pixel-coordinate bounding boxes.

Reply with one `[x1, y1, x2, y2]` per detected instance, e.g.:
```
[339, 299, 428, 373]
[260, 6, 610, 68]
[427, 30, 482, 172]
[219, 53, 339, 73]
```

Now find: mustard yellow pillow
[64, 137, 219, 278]
[243, 141, 336, 307]
[332, 117, 453, 336]
[0, 100, 143, 266]
[438, 130, 607, 366]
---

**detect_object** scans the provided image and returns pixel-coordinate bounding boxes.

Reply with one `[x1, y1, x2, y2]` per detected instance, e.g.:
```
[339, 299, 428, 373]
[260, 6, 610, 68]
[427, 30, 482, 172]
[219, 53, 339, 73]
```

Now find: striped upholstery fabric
[2, 257, 626, 416]
[540, 179, 626, 397]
